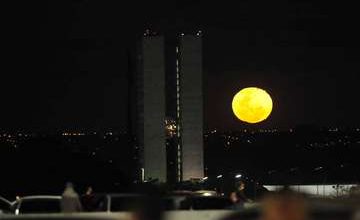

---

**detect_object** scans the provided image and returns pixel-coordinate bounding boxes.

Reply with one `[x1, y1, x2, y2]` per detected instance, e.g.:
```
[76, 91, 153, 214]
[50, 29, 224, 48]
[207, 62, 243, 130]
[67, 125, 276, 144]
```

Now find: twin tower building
[134, 30, 204, 183]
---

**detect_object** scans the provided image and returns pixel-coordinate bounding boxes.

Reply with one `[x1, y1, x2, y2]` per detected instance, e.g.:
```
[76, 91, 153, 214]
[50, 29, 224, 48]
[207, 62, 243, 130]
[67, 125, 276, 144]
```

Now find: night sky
[2, 1, 360, 131]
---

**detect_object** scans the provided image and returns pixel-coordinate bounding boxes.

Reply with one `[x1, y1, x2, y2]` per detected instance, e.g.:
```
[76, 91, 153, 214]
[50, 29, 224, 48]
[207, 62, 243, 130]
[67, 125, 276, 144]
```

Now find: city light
[217, 174, 223, 178]
[165, 118, 177, 137]
[202, 176, 208, 180]
[235, 174, 242, 178]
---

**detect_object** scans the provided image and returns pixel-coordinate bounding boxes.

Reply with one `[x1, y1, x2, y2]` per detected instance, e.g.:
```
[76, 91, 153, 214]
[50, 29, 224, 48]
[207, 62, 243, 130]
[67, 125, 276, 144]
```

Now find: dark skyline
[2, 1, 360, 131]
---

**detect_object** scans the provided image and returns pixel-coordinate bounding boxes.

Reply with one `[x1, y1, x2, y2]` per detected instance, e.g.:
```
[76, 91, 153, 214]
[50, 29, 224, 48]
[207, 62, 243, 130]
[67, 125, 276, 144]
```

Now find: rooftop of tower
[142, 28, 203, 37]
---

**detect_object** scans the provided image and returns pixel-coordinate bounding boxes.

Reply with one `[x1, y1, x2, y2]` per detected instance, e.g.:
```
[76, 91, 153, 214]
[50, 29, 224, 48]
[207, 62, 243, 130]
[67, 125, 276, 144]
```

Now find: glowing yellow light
[232, 87, 273, 123]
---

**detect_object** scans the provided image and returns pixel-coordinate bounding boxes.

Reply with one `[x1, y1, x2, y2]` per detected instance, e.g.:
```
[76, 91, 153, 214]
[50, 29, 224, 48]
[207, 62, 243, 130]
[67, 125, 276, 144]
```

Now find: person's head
[86, 186, 93, 195]
[229, 192, 239, 203]
[237, 181, 246, 191]
[65, 182, 74, 189]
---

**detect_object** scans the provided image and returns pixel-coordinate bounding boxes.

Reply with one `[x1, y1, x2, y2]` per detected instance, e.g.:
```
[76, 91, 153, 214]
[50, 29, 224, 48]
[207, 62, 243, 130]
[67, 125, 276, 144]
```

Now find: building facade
[178, 35, 204, 181]
[136, 31, 204, 183]
[136, 36, 167, 182]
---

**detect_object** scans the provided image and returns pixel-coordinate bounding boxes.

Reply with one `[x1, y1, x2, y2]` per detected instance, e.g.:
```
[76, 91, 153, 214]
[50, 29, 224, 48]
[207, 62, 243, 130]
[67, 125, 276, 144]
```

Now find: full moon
[232, 87, 273, 124]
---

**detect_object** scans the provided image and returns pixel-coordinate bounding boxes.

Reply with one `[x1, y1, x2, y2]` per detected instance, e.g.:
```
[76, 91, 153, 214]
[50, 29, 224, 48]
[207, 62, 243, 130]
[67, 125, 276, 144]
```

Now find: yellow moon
[232, 87, 273, 123]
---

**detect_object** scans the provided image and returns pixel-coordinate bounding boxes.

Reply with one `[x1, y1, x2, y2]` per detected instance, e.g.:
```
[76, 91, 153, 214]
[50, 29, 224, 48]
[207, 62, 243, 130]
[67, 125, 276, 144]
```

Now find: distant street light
[217, 175, 223, 179]
[235, 174, 242, 178]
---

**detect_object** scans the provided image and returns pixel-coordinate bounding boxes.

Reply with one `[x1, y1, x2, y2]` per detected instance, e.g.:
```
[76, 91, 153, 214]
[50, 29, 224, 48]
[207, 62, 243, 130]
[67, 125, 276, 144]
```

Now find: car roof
[169, 190, 194, 195]
[106, 193, 143, 198]
[189, 195, 231, 200]
[80, 193, 143, 199]
[0, 196, 11, 205]
[18, 195, 62, 200]
[194, 190, 217, 193]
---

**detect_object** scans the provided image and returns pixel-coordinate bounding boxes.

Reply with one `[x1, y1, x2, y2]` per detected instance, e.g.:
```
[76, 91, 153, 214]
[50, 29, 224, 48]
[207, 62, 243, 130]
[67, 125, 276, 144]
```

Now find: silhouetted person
[61, 182, 82, 213]
[81, 186, 97, 212]
[236, 181, 251, 203]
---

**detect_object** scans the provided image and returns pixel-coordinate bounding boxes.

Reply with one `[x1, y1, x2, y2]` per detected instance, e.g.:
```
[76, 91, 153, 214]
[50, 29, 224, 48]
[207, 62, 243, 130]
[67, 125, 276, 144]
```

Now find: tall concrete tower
[136, 36, 167, 182]
[179, 35, 204, 180]
[136, 31, 203, 182]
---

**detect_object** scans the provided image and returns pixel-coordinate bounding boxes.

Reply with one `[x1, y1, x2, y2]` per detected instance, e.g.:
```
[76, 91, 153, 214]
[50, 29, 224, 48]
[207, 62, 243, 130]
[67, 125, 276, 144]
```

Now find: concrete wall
[140, 37, 167, 182]
[264, 184, 358, 197]
[179, 35, 204, 180]
[164, 210, 233, 220]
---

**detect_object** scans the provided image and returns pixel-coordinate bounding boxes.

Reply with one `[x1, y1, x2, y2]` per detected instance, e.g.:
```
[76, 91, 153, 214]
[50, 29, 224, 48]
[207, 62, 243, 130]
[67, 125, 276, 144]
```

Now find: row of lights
[267, 164, 348, 175]
[143, 29, 203, 37]
[62, 132, 86, 136]
[0, 133, 33, 138]
[62, 131, 121, 136]
[206, 127, 360, 134]
[202, 173, 242, 181]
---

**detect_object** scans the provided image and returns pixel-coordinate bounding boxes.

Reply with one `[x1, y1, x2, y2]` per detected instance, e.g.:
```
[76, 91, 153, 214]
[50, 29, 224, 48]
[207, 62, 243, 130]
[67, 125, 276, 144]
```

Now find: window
[20, 199, 60, 214]
[0, 199, 10, 213]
